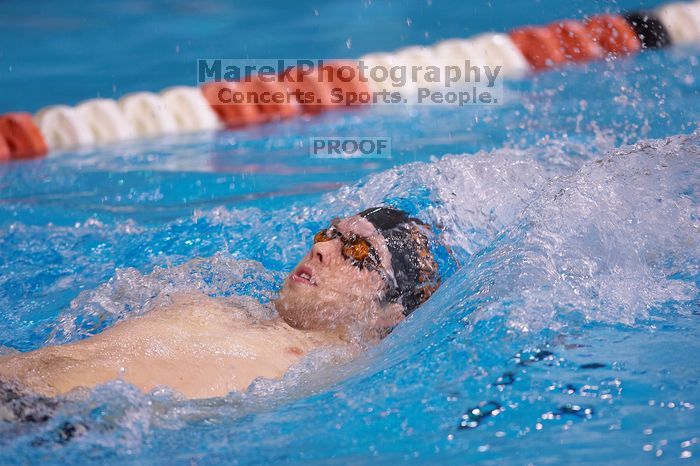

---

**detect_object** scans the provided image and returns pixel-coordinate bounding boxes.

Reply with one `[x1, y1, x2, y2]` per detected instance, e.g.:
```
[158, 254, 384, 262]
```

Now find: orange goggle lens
[313, 228, 375, 264]
[342, 238, 372, 262]
[313, 229, 333, 243]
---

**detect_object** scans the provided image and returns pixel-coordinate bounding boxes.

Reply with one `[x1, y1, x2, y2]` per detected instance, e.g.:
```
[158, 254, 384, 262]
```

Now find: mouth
[291, 265, 317, 286]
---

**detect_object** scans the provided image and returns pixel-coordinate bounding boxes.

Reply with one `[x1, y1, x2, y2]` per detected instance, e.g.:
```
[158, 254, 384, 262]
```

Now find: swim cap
[359, 206, 441, 315]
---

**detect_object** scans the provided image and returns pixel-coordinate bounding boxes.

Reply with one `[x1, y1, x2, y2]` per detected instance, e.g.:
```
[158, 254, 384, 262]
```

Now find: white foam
[48, 253, 281, 344]
[464, 133, 700, 332]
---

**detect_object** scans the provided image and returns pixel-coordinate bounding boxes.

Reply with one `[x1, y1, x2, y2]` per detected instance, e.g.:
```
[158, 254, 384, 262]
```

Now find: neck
[328, 321, 390, 348]
[275, 317, 353, 348]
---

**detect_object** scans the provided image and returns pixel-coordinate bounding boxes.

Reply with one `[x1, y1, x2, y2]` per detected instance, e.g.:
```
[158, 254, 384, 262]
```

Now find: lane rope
[1, 0, 699, 162]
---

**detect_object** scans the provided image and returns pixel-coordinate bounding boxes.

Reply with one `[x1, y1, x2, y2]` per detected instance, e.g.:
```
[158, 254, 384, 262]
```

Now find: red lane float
[550, 20, 606, 62]
[289, 61, 372, 111]
[0, 135, 10, 161]
[248, 75, 301, 121]
[585, 15, 642, 55]
[509, 26, 567, 70]
[511, 14, 645, 70]
[0, 113, 48, 160]
[278, 66, 334, 114]
[324, 61, 372, 107]
[201, 81, 267, 128]
[204, 61, 369, 124]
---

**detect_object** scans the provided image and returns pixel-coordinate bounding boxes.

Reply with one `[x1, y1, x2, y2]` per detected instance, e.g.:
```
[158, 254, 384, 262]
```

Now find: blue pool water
[1, 0, 700, 464]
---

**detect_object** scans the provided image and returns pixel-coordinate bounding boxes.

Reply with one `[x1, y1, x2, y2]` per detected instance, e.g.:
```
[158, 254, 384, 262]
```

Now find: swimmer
[0, 207, 441, 400]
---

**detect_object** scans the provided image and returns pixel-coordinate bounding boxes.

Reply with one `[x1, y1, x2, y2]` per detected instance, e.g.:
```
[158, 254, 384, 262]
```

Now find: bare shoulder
[150, 292, 248, 320]
[110, 292, 299, 344]
[110, 292, 259, 336]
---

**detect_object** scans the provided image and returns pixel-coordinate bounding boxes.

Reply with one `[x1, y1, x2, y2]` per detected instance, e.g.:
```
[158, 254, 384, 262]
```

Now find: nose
[309, 239, 341, 266]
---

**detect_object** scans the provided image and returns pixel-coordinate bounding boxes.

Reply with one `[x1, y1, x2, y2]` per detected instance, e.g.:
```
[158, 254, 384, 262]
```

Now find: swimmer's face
[274, 215, 405, 337]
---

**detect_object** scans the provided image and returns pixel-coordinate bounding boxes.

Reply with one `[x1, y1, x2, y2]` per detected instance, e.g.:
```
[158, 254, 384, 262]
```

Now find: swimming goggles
[313, 225, 383, 272]
[312, 223, 400, 303]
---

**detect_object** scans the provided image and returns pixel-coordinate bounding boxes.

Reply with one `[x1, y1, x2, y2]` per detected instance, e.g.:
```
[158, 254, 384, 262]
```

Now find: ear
[375, 301, 406, 328]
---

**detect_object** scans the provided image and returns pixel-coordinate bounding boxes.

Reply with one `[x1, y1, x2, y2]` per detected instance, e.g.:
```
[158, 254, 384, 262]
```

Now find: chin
[275, 280, 322, 329]
[275, 279, 347, 331]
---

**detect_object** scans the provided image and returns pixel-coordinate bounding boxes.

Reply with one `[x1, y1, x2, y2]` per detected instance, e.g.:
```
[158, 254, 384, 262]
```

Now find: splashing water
[1, 0, 700, 461]
[1, 129, 698, 463]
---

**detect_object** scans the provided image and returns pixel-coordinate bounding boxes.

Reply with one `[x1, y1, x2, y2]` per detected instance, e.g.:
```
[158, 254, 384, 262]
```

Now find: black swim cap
[359, 206, 441, 315]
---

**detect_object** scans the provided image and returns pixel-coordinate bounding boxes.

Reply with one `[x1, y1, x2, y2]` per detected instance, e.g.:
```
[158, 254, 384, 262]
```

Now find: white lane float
[469, 33, 530, 77]
[34, 105, 95, 150]
[160, 86, 221, 132]
[118, 92, 179, 137]
[358, 53, 402, 95]
[75, 98, 134, 145]
[656, 1, 700, 44]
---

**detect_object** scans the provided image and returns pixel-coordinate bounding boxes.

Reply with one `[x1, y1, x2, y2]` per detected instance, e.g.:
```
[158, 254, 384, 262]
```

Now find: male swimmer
[0, 207, 440, 401]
